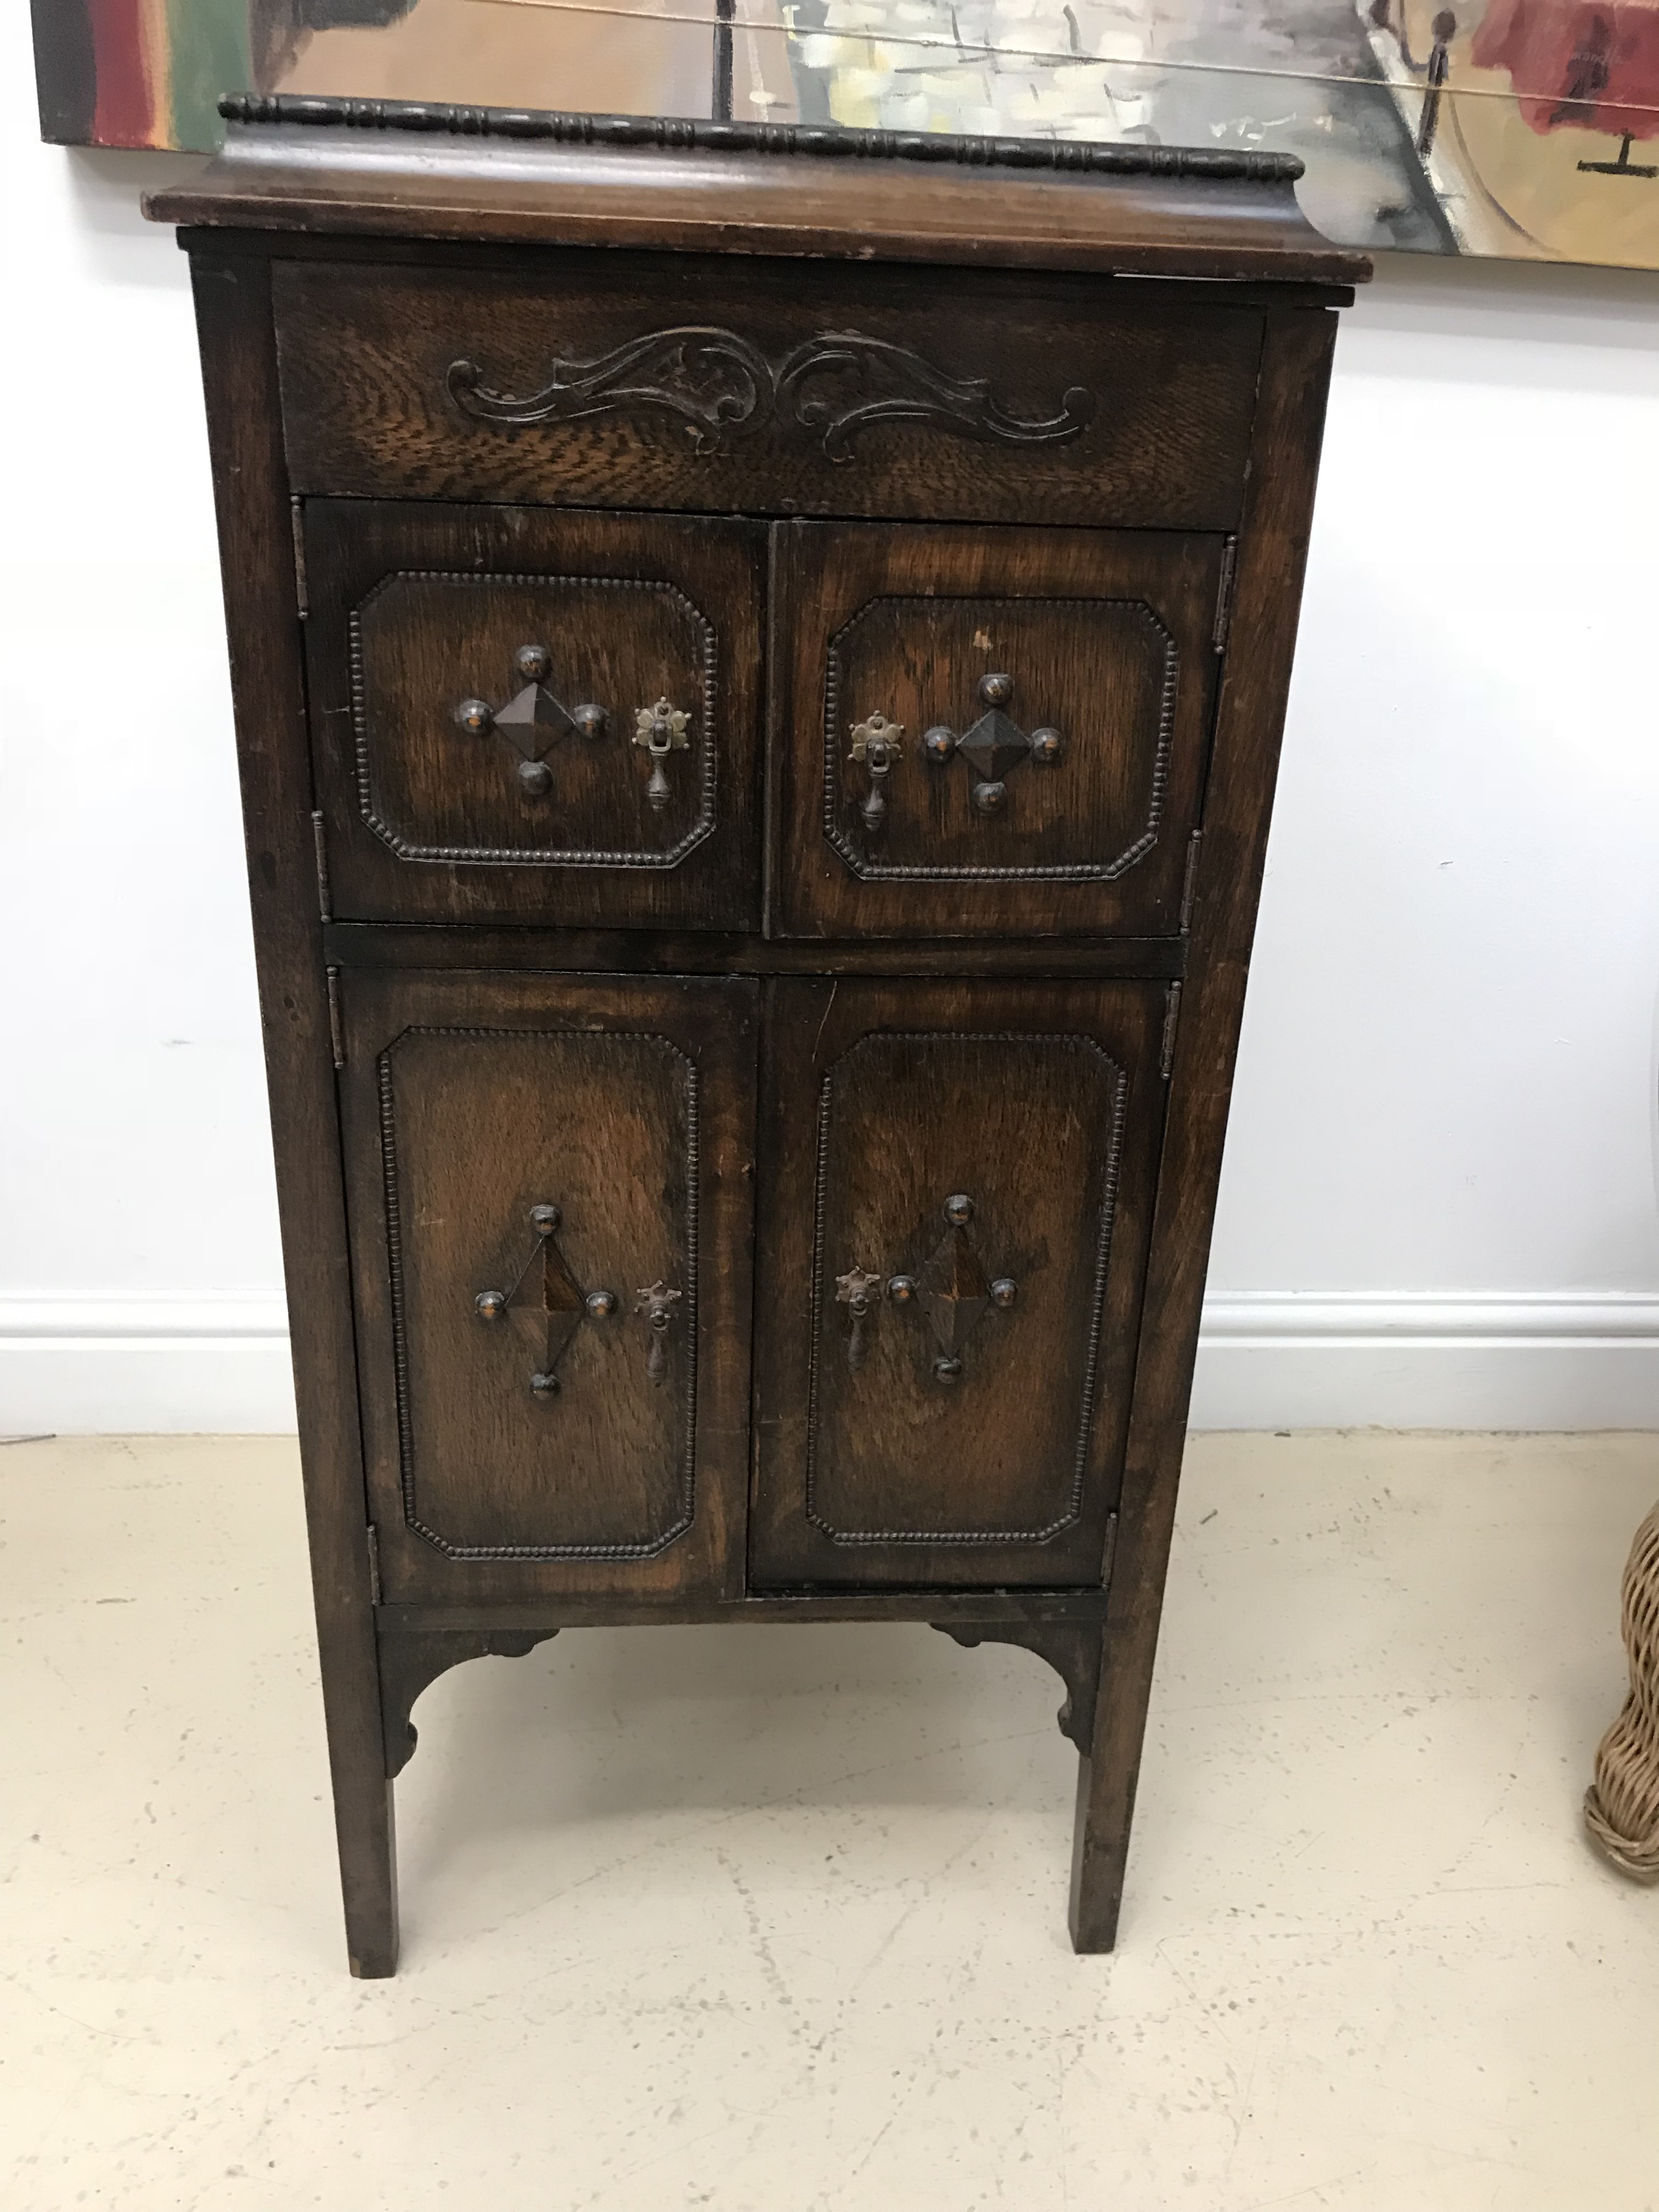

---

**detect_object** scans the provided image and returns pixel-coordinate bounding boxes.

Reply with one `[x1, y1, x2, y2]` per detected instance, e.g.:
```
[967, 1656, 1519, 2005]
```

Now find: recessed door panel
[750, 978, 1169, 1588]
[304, 501, 764, 928]
[338, 969, 757, 1604]
[773, 522, 1226, 940]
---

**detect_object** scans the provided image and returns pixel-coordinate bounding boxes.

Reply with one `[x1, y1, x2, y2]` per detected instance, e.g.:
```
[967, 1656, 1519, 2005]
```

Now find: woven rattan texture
[1584, 1498, 1659, 1881]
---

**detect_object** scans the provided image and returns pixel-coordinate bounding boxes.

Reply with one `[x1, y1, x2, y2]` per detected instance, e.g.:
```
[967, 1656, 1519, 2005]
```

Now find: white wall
[1202, 252, 1659, 1426]
[4, 24, 1658, 1432]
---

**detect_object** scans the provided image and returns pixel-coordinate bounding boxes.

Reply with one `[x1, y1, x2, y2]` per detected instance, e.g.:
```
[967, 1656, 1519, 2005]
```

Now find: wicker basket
[1584, 1499, 1659, 1881]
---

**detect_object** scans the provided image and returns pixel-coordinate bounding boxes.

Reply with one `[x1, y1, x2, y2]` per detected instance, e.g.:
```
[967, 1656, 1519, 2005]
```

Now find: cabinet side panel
[1073, 306, 1341, 1949]
[187, 246, 396, 1975]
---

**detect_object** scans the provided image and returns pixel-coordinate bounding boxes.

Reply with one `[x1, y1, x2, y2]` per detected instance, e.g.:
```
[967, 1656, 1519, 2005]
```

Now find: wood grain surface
[172, 201, 1348, 1962]
[304, 500, 763, 928]
[1069, 308, 1341, 1953]
[773, 522, 1225, 940]
[337, 968, 757, 1606]
[148, 109, 1369, 286]
[272, 255, 1266, 531]
[188, 250, 400, 1977]
[750, 975, 1168, 1589]
[319, 922, 1189, 982]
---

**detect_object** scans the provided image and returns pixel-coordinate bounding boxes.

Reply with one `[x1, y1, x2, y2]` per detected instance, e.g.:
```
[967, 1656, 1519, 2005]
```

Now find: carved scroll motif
[448, 328, 1094, 462]
[449, 328, 772, 455]
[775, 334, 1094, 462]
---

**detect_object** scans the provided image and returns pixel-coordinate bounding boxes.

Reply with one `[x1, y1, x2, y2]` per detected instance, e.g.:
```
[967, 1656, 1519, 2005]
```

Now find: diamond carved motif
[475, 1204, 618, 1400]
[955, 707, 1030, 787]
[507, 1221, 586, 1376]
[492, 673, 575, 761]
[866, 1193, 1020, 1386]
[455, 644, 610, 799]
[922, 671, 1064, 820]
[916, 1221, 991, 1357]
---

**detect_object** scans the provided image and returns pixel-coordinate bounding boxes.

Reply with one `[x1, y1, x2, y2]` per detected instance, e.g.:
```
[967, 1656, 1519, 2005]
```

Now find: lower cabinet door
[337, 969, 757, 1604]
[749, 978, 1169, 1589]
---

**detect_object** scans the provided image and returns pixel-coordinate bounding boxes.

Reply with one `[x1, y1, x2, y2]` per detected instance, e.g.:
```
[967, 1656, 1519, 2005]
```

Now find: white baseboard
[0, 1300, 297, 1435]
[1191, 1293, 1659, 1430]
[2, 1293, 1657, 1436]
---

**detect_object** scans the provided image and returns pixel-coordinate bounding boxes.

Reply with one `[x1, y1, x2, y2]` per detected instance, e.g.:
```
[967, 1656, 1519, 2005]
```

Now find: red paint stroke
[1472, 0, 1659, 137]
[88, 0, 157, 147]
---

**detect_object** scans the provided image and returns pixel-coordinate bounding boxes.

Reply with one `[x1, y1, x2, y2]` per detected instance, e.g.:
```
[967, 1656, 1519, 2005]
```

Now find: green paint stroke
[166, 0, 252, 151]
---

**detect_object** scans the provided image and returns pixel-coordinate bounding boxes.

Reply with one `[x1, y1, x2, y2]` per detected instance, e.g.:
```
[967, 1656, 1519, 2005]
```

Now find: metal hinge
[1212, 537, 1238, 653]
[365, 1524, 382, 1607]
[290, 496, 308, 619]
[311, 810, 332, 923]
[326, 966, 346, 1070]
[1178, 830, 1203, 933]
[1159, 982, 1183, 1081]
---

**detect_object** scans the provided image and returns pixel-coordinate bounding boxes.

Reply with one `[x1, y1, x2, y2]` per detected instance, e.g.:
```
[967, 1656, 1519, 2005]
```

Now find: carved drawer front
[303, 501, 763, 928]
[273, 256, 1263, 530]
[749, 977, 1167, 1589]
[336, 969, 757, 1604]
[772, 523, 1228, 940]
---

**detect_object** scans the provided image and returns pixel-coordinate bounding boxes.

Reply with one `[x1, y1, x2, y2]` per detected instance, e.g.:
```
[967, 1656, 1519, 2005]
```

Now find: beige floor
[4, 1433, 1656, 2211]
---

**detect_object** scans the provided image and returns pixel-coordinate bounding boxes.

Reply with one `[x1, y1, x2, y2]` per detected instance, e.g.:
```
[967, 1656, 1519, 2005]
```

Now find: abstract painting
[29, 0, 1659, 267]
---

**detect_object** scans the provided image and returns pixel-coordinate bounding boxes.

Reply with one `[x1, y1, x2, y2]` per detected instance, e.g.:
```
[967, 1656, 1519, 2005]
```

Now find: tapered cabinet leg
[1066, 1626, 1133, 1953]
[315, 1606, 400, 1978]
[337, 1768, 399, 1979]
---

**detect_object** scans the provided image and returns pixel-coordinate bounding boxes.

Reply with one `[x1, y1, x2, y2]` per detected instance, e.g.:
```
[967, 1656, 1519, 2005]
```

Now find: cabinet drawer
[772, 523, 1227, 940]
[273, 254, 1264, 532]
[304, 501, 763, 928]
[337, 968, 757, 1604]
[749, 977, 1168, 1589]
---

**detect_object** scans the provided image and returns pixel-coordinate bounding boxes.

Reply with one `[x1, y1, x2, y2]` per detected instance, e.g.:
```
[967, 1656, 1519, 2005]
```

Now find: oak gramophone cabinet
[147, 99, 1365, 1974]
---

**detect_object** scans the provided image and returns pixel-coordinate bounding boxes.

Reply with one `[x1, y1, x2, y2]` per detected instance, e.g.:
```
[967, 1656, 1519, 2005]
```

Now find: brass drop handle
[834, 1266, 882, 1369]
[848, 1193, 1018, 1386]
[847, 713, 904, 833]
[473, 1201, 618, 1402]
[633, 698, 692, 813]
[923, 672, 1063, 819]
[634, 1279, 683, 1386]
[456, 643, 609, 799]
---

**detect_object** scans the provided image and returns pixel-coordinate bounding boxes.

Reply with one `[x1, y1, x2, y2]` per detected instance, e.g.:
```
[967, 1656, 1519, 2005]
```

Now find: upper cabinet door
[772, 522, 1227, 940]
[304, 501, 764, 929]
[749, 977, 1169, 1589]
[337, 969, 757, 1605]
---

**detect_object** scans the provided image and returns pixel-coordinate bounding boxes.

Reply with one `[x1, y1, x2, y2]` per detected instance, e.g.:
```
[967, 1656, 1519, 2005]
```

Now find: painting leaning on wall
[27, 0, 1659, 267]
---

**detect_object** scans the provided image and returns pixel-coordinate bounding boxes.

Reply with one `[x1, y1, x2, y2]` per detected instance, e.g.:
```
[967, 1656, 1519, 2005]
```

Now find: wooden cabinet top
[145, 97, 1371, 289]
